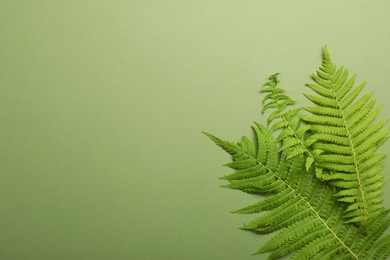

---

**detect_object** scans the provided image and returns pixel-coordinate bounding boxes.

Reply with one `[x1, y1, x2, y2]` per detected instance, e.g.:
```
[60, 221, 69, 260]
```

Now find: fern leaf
[204, 124, 390, 259]
[303, 93, 338, 107]
[303, 47, 389, 223]
[344, 92, 373, 118]
[306, 156, 314, 171]
[202, 132, 241, 156]
[219, 165, 266, 181]
[306, 83, 334, 97]
[232, 189, 293, 214]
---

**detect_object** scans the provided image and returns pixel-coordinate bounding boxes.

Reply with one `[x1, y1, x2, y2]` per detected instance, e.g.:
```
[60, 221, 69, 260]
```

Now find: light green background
[1, 1, 390, 259]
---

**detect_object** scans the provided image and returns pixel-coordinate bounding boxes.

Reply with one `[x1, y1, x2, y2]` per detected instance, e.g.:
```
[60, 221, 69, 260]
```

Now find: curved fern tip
[269, 73, 281, 83]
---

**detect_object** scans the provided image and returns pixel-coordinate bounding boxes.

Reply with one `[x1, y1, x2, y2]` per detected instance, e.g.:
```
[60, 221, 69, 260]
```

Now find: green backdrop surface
[1, 1, 390, 259]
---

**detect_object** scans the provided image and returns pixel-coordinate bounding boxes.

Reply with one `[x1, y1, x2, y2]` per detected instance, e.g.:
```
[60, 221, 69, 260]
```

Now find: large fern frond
[204, 124, 390, 259]
[302, 46, 389, 223]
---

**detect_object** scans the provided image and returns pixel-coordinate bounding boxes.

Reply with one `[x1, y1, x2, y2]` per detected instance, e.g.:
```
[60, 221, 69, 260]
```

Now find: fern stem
[343, 109, 368, 220]
[332, 85, 369, 222]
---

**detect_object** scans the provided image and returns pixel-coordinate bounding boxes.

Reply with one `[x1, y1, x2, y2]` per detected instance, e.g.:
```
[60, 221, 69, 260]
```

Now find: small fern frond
[261, 74, 314, 170]
[204, 124, 390, 259]
[302, 46, 389, 223]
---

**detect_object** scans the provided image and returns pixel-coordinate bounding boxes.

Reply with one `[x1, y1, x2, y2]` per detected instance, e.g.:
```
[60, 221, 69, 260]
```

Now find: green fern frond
[302, 46, 389, 223]
[260, 74, 315, 170]
[204, 124, 390, 259]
